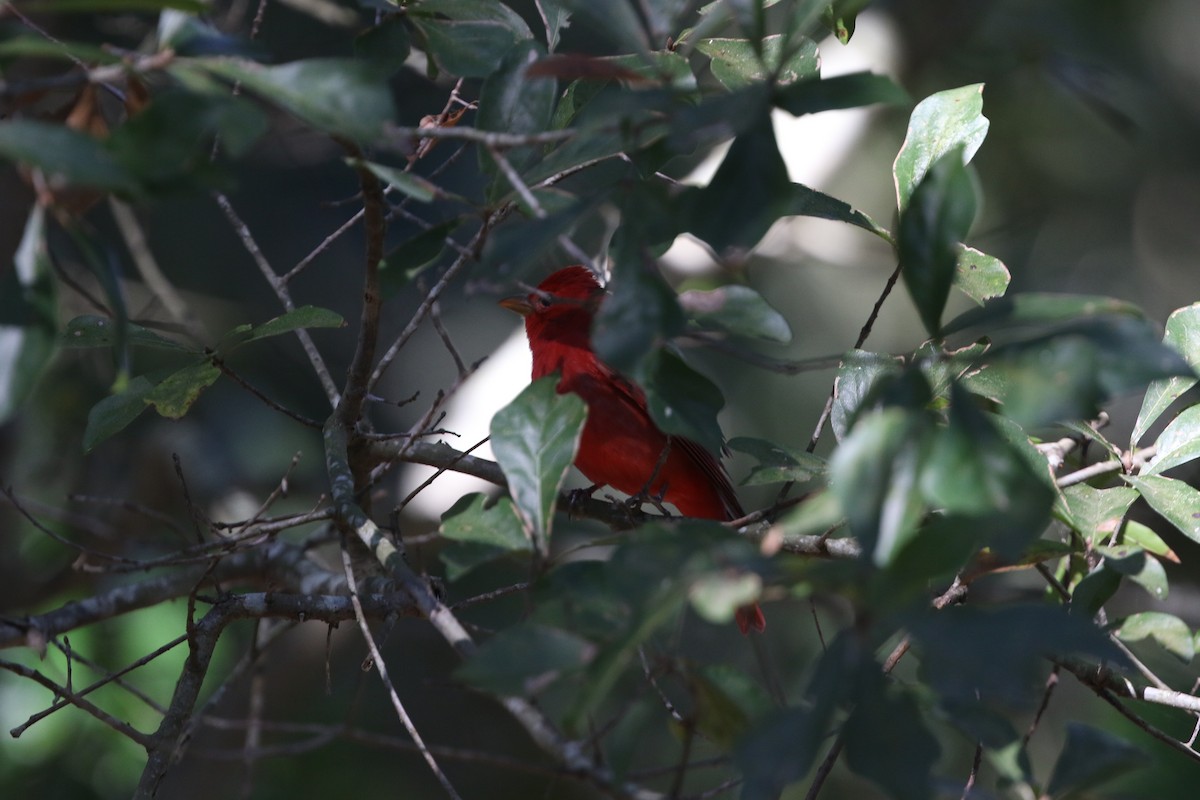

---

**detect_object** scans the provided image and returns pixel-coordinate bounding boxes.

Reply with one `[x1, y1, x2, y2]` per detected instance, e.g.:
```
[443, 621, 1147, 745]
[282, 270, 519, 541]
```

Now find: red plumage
[502, 266, 765, 634]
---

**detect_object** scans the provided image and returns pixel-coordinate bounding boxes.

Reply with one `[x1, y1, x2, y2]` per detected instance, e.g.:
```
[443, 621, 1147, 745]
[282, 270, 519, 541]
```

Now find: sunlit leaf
[893, 83, 989, 212]
[1144, 405, 1200, 475]
[1057, 485, 1137, 547]
[144, 360, 221, 419]
[1112, 611, 1194, 662]
[1133, 302, 1200, 445]
[1097, 546, 1168, 602]
[1123, 475, 1200, 543]
[954, 245, 1010, 305]
[1121, 520, 1178, 563]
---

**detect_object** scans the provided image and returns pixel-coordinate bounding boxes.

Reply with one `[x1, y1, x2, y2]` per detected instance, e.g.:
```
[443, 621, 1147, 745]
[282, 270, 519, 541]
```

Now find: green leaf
[0, 34, 117, 62]
[782, 182, 891, 239]
[943, 293, 1145, 336]
[898, 147, 977, 337]
[728, 437, 827, 486]
[830, 350, 902, 442]
[62, 315, 192, 351]
[83, 375, 157, 451]
[478, 39, 557, 188]
[380, 219, 459, 297]
[1121, 520, 1178, 564]
[689, 572, 761, 626]
[0, 207, 56, 425]
[31, 0, 207, 12]
[354, 159, 449, 204]
[637, 350, 727, 457]
[438, 493, 530, 580]
[843, 674, 940, 800]
[1133, 302, 1200, 445]
[687, 667, 763, 751]
[144, 360, 221, 419]
[409, 0, 534, 78]
[455, 623, 594, 696]
[243, 306, 345, 343]
[1057, 485, 1138, 547]
[354, 15, 411, 72]
[679, 284, 791, 343]
[774, 71, 909, 117]
[1113, 611, 1194, 663]
[911, 605, 1125, 708]
[1046, 723, 1148, 798]
[893, 83, 989, 212]
[198, 58, 397, 142]
[1124, 475, 1200, 543]
[536, 0, 571, 52]
[0, 120, 135, 192]
[954, 245, 1010, 305]
[558, 0, 650, 55]
[1097, 546, 1168, 602]
[490, 377, 586, 550]
[1144, 405, 1200, 475]
[830, 407, 928, 566]
[592, 255, 684, 376]
[773, 490, 845, 538]
[697, 34, 818, 90]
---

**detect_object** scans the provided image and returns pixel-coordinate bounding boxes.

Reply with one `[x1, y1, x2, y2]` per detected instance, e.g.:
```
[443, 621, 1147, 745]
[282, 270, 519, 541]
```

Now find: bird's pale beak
[499, 295, 533, 317]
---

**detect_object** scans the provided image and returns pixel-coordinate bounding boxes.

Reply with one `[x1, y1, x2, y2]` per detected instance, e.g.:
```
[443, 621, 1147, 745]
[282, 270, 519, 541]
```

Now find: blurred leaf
[893, 83, 989, 212]
[954, 245, 1010, 305]
[559, 0, 650, 54]
[62, 315, 192, 351]
[943, 293, 1144, 336]
[1133, 302, 1200, 445]
[380, 219, 459, 297]
[728, 436, 826, 486]
[1112, 611, 1194, 662]
[736, 634, 857, 800]
[830, 407, 928, 566]
[1071, 562, 1122, 619]
[199, 58, 397, 142]
[698, 34, 818, 89]
[898, 147, 977, 337]
[0, 120, 135, 192]
[243, 306, 345, 342]
[830, 349, 902, 442]
[679, 284, 791, 343]
[354, 15, 411, 72]
[821, 0, 870, 43]
[773, 490, 845, 538]
[0, 207, 55, 424]
[1057, 485, 1137, 547]
[606, 51, 697, 90]
[1096, 545, 1168, 602]
[409, 0, 533, 78]
[689, 572, 761, 626]
[32, 0, 206, 11]
[1144, 404, 1200, 475]
[438, 493, 531, 580]
[355, 159, 452, 203]
[158, 9, 265, 58]
[984, 316, 1194, 429]
[456, 623, 594, 696]
[1121, 520, 1178, 564]
[774, 71, 909, 117]
[637, 350, 727, 456]
[478, 40, 557, 186]
[490, 377, 586, 550]
[910, 605, 1126, 708]
[144, 360, 221, 419]
[1046, 723, 1148, 798]
[1123, 475, 1200, 543]
[535, 0, 571, 52]
[687, 668, 758, 751]
[0, 34, 117, 62]
[83, 375, 157, 451]
[593, 251, 684, 375]
[843, 673, 940, 800]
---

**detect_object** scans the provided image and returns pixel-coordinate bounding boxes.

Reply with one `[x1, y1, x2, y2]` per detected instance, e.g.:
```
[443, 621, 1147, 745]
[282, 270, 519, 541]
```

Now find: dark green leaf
[1097, 546, 1168, 602]
[355, 159, 449, 204]
[490, 377, 586, 550]
[243, 306, 345, 343]
[0, 120, 135, 192]
[455, 623, 594, 696]
[637, 350, 727, 456]
[687, 667, 766, 751]
[911, 605, 1125, 708]
[1133, 302, 1200, 445]
[943, 293, 1145, 336]
[478, 40, 557, 187]
[1112, 611, 1194, 662]
[0, 207, 56, 424]
[144, 360, 221, 419]
[409, 0, 533, 78]
[728, 436, 826, 486]
[1124, 475, 1200, 543]
[843, 674, 940, 800]
[354, 15, 411, 72]
[954, 245, 1010, 305]
[535, 0, 571, 51]
[0, 34, 117, 62]
[830, 349, 902, 441]
[83, 375, 157, 451]
[381, 219, 460, 297]
[774, 71, 908, 117]
[559, 0, 650, 54]
[782, 182, 891, 239]
[1071, 563, 1122, 619]
[830, 407, 928, 566]
[898, 147, 977, 337]
[893, 83, 989, 212]
[438, 493, 530, 580]
[679, 284, 791, 343]
[62, 315, 192, 351]
[32, 0, 206, 12]
[1046, 723, 1147, 798]
[198, 58, 397, 142]
[592, 252, 684, 375]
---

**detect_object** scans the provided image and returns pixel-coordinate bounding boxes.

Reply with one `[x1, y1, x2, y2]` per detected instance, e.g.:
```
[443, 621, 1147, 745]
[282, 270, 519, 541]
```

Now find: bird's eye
[531, 294, 551, 311]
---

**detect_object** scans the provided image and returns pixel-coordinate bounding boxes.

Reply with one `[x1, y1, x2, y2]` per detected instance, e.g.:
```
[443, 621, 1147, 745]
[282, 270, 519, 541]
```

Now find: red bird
[501, 266, 765, 634]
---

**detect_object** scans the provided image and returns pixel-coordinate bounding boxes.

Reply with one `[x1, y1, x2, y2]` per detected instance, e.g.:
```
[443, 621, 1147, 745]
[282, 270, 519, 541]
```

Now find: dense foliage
[2, 1, 1200, 798]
